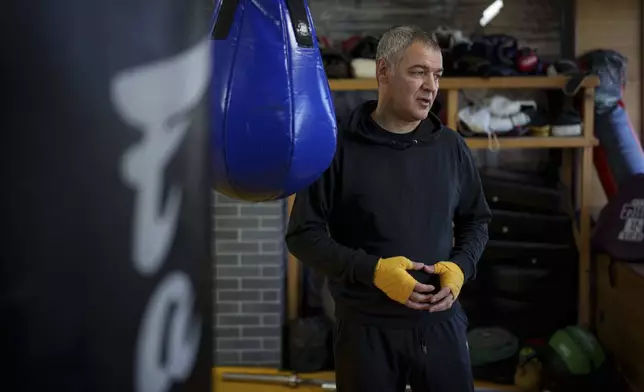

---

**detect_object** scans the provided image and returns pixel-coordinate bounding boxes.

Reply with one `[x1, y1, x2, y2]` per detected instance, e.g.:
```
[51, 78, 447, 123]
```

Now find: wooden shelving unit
[465, 136, 597, 150]
[328, 75, 599, 91]
[285, 75, 600, 390]
[328, 76, 599, 152]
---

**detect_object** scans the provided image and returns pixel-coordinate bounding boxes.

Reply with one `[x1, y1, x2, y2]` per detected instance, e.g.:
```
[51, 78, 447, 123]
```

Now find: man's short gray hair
[376, 25, 440, 66]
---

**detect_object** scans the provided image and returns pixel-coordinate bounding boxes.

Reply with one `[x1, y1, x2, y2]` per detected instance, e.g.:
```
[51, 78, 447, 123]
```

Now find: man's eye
[413, 71, 425, 76]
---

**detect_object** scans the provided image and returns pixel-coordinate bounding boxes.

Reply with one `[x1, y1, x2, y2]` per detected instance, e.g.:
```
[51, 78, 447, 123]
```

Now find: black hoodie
[286, 100, 491, 327]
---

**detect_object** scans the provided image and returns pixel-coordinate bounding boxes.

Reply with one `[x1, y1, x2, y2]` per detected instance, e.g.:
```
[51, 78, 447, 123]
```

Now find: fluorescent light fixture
[480, 0, 504, 27]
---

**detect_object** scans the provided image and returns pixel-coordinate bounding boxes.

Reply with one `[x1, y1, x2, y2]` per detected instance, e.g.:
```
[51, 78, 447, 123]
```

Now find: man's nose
[423, 76, 438, 92]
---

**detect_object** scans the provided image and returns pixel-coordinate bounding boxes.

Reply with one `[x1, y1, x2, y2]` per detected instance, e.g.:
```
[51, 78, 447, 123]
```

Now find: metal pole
[222, 372, 513, 391]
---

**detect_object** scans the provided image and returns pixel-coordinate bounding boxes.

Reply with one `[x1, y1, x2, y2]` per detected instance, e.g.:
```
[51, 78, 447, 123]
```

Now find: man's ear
[375, 58, 390, 85]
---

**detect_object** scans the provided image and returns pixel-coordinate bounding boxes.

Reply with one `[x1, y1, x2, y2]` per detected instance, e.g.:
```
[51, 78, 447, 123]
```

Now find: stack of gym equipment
[459, 167, 580, 383]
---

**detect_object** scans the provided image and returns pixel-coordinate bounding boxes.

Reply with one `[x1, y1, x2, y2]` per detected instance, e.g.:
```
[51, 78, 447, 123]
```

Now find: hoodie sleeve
[450, 138, 492, 281]
[285, 155, 380, 286]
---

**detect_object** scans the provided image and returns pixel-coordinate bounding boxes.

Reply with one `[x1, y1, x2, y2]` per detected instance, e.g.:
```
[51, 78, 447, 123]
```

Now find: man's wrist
[450, 254, 475, 281]
[354, 254, 381, 286]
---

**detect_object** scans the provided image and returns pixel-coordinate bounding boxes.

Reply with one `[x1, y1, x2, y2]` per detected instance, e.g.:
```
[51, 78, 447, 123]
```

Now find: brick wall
[213, 192, 286, 366]
[212, 0, 563, 367]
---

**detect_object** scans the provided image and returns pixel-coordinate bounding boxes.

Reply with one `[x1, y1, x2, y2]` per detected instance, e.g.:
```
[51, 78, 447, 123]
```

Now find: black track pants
[334, 310, 474, 392]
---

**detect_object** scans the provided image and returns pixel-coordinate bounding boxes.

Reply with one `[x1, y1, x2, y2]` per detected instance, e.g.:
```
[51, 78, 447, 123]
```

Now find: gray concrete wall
[309, 0, 562, 58]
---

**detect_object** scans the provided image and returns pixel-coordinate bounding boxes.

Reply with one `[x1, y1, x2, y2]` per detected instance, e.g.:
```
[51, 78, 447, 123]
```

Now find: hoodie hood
[344, 100, 444, 149]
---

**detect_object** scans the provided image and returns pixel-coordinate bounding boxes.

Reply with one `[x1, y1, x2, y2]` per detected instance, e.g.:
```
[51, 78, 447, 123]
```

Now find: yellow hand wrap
[433, 261, 465, 299]
[373, 256, 417, 304]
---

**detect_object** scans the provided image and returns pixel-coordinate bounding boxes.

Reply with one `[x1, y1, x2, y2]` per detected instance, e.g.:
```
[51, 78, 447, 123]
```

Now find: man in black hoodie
[286, 25, 491, 392]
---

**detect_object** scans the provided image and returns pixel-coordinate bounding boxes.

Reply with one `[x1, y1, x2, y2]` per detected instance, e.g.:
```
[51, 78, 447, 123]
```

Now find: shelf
[465, 136, 598, 150]
[328, 75, 600, 91]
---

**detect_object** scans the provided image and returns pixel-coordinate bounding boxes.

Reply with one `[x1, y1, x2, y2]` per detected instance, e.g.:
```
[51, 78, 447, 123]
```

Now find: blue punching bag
[211, 0, 337, 201]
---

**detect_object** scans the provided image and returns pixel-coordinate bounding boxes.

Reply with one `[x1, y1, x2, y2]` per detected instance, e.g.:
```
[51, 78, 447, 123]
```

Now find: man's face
[378, 42, 443, 122]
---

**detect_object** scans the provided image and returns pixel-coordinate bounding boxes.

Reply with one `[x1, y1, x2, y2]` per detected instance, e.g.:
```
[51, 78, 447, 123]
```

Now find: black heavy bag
[211, 0, 337, 201]
[593, 174, 644, 262]
[1, 2, 212, 392]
